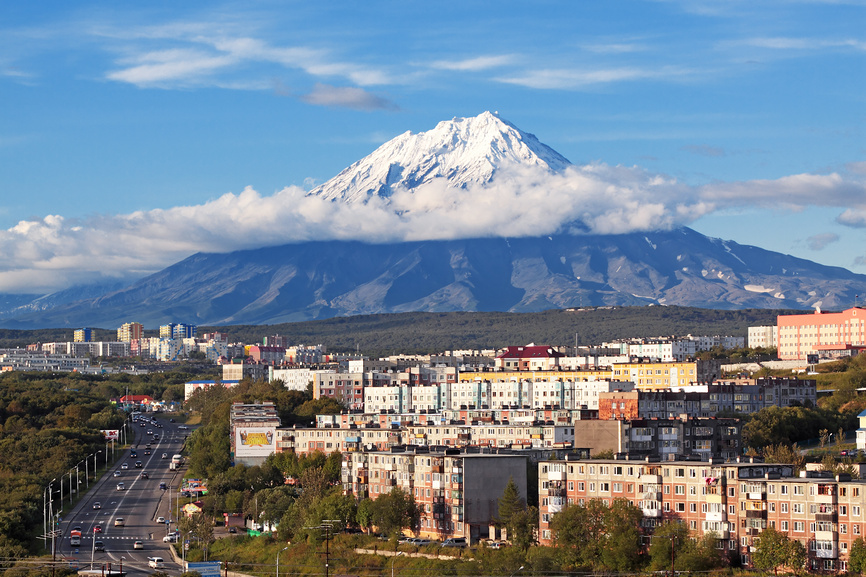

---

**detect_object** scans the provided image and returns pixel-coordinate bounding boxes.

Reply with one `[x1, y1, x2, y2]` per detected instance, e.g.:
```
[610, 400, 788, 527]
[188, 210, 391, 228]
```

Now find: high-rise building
[73, 328, 92, 343]
[117, 322, 143, 342]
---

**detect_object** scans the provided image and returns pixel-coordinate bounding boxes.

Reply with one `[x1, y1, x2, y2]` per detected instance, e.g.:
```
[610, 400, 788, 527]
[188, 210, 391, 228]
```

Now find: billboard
[235, 426, 276, 457]
[101, 430, 119, 440]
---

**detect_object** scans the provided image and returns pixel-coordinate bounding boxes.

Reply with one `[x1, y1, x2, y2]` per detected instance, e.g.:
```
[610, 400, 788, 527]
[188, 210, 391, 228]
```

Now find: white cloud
[430, 55, 514, 71]
[3, 160, 863, 294]
[496, 65, 693, 90]
[806, 233, 840, 250]
[301, 83, 398, 111]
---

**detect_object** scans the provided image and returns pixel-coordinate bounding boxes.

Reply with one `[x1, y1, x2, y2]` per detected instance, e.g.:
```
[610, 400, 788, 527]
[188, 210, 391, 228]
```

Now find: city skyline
[1, 0, 864, 295]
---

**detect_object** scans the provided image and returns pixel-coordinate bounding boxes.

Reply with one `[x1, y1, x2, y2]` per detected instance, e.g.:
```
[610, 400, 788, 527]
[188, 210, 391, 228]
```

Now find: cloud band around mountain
[0, 163, 863, 294]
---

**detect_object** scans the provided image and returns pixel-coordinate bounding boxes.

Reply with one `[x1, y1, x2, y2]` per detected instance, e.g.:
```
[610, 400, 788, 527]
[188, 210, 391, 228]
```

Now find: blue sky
[0, 0, 864, 294]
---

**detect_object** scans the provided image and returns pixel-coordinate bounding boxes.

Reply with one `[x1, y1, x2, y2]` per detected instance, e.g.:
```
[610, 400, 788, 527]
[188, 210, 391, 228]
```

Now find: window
[781, 503, 789, 513]
[794, 521, 805, 532]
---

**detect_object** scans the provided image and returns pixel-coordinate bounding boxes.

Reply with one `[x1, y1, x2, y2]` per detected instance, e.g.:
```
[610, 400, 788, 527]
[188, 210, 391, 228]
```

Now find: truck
[170, 454, 183, 470]
[70, 529, 81, 547]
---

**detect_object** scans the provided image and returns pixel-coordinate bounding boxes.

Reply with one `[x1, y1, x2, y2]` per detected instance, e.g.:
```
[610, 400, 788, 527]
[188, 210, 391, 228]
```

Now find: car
[93, 525, 102, 533]
[178, 425, 188, 430]
[140, 471, 149, 479]
[148, 557, 165, 568]
[156, 516, 165, 524]
[120, 463, 128, 470]
[163, 534, 178, 543]
[94, 540, 105, 551]
[153, 434, 160, 440]
[130, 450, 137, 457]
[161, 453, 168, 459]
[169, 418, 175, 423]
[133, 541, 144, 550]
[134, 461, 142, 468]
[139, 422, 145, 427]
[441, 538, 467, 548]
[92, 502, 101, 510]
[113, 471, 121, 477]
[114, 518, 124, 527]
[146, 430, 152, 435]
[487, 541, 506, 549]
[116, 482, 124, 491]
[159, 482, 167, 490]
[413, 538, 432, 546]
[228, 527, 237, 534]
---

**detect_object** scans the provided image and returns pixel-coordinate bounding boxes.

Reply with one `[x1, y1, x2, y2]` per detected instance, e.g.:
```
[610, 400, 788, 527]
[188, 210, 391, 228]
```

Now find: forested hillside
[0, 307, 786, 355]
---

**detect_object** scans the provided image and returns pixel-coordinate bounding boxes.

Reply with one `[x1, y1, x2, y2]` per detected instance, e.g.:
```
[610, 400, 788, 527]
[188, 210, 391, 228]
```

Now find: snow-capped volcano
[309, 111, 572, 203]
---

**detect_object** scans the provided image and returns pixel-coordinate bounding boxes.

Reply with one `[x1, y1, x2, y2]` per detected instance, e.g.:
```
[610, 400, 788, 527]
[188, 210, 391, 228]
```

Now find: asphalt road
[55, 414, 193, 575]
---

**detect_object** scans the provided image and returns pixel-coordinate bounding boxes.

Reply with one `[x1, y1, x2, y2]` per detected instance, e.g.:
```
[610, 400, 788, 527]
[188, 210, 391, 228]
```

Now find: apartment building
[748, 325, 778, 349]
[117, 322, 144, 342]
[599, 378, 817, 420]
[314, 372, 365, 410]
[495, 345, 565, 371]
[342, 446, 528, 542]
[538, 457, 866, 572]
[778, 307, 866, 361]
[230, 402, 280, 467]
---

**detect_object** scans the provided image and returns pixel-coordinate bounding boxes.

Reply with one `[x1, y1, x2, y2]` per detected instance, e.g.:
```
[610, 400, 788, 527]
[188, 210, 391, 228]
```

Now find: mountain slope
[5, 228, 866, 329]
[308, 111, 571, 203]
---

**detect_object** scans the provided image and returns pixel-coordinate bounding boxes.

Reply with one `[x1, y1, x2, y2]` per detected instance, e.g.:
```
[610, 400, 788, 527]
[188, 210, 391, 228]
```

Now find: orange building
[777, 307, 866, 360]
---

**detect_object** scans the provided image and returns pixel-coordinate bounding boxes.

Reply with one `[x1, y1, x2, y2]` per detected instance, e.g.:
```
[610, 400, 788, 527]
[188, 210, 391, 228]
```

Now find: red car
[93, 525, 102, 533]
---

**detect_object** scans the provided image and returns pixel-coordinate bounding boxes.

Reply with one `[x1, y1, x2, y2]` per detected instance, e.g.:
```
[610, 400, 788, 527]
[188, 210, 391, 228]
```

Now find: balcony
[642, 508, 661, 518]
[705, 512, 726, 522]
[640, 474, 662, 484]
[547, 471, 564, 481]
[745, 510, 766, 519]
[816, 513, 838, 523]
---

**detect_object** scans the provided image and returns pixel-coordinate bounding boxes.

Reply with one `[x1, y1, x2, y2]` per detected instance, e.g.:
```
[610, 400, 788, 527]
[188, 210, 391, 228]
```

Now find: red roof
[120, 395, 154, 403]
[496, 346, 564, 359]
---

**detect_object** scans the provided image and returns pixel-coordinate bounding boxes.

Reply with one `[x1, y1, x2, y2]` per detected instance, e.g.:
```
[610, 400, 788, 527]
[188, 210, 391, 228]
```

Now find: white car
[156, 516, 165, 524]
[120, 463, 128, 470]
[148, 557, 165, 568]
[163, 533, 178, 543]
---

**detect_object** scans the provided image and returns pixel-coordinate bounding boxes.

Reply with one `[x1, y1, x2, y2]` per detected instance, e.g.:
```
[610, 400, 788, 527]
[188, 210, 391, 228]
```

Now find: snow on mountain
[309, 111, 572, 203]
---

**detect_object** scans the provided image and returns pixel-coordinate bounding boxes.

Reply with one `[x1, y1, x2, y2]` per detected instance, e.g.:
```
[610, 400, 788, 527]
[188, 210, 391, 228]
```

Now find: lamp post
[276, 545, 288, 577]
[510, 565, 525, 577]
[391, 551, 404, 577]
[43, 478, 56, 551]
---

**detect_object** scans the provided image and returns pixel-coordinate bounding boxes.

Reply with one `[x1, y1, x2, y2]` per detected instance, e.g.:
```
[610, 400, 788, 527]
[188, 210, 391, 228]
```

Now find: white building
[748, 325, 778, 349]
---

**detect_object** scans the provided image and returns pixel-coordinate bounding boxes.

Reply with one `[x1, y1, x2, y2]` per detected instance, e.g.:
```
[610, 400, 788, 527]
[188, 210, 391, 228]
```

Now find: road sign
[186, 561, 221, 577]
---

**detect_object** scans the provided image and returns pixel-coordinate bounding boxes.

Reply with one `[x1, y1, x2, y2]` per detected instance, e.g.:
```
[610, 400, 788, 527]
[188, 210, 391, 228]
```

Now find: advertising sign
[100, 430, 119, 440]
[235, 426, 276, 457]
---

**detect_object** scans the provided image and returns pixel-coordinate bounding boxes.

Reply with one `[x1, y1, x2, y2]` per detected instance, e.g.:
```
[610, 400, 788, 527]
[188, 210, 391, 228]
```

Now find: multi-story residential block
[230, 402, 280, 467]
[117, 322, 144, 342]
[73, 328, 92, 343]
[342, 446, 529, 543]
[248, 345, 286, 364]
[314, 372, 366, 410]
[495, 345, 565, 371]
[748, 325, 778, 349]
[599, 378, 817, 420]
[538, 457, 866, 573]
[184, 379, 240, 400]
[222, 360, 270, 383]
[778, 307, 866, 361]
[271, 367, 335, 392]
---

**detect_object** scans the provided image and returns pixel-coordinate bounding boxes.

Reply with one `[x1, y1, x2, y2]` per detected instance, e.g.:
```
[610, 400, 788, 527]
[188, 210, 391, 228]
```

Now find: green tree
[762, 443, 806, 473]
[550, 498, 643, 572]
[508, 506, 538, 552]
[850, 537, 866, 574]
[751, 526, 806, 576]
[369, 488, 419, 538]
[498, 477, 523, 527]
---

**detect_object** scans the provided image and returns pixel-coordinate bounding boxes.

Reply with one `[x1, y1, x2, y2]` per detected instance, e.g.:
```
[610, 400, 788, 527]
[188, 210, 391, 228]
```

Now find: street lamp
[510, 565, 525, 577]
[276, 545, 289, 577]
[43, 478, 56, 551]
[391, 551, 404, 577]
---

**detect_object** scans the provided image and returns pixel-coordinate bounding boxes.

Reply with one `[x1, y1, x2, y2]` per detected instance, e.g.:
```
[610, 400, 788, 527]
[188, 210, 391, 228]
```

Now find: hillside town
[17, 307, 863, 573]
